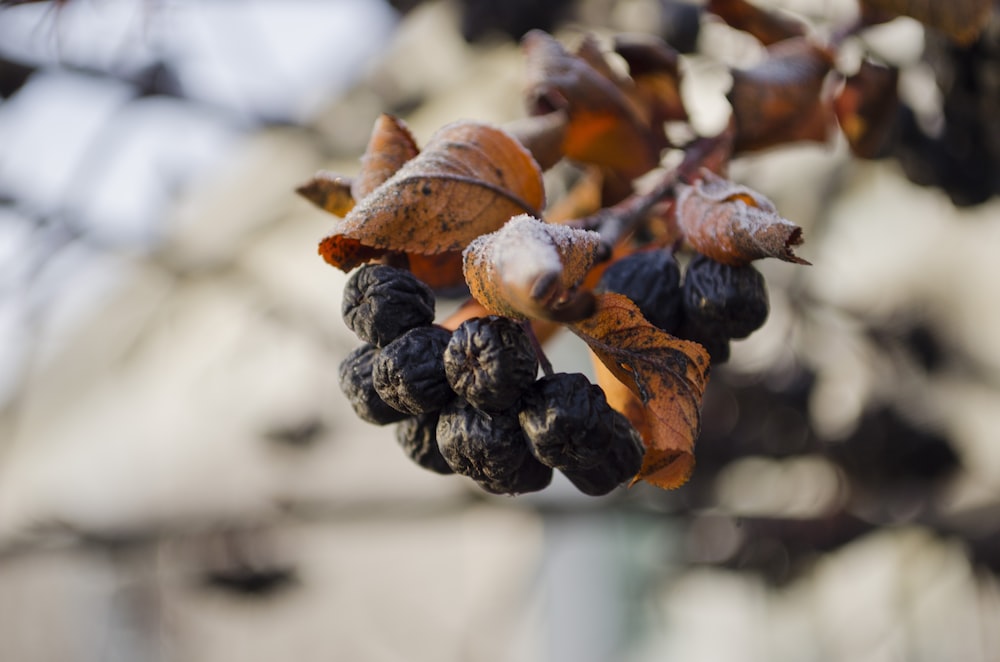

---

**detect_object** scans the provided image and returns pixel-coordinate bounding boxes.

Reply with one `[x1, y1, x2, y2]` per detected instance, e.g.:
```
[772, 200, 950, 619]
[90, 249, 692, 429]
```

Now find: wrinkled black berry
[396, 412, 454, 475]
[342, 264, 436, 347]
[598, 249, 683, 332]
[437, 399, 552, 495]
[518, 372, 615, 471]
[682, 254, 768, 339]
[338, 344, 409, 425]
[561, 410, 646, 496]
[676, 318, 731, 364]
[444, 316, 538, 412]
[373, 326, 454, 415]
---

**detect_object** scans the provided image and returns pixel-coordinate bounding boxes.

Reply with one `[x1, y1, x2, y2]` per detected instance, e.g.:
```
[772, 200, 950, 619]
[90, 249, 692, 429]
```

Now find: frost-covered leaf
[317, 120, 545, 274]
[675, 169, 808, 265]
[463, 214, 601, 322]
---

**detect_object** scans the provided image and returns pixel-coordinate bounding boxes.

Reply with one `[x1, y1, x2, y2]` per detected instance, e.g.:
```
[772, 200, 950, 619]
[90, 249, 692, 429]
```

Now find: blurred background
[1, 0, 1000, 660]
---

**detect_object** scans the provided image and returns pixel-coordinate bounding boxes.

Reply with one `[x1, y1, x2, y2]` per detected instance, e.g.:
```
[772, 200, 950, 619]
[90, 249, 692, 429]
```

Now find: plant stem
[567, 122, 735, 251]
[522, 320, 555, 377]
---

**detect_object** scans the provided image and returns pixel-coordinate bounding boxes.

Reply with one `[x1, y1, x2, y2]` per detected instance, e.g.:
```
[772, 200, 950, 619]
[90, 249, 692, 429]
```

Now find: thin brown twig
[521, 320, 554, 376]
[566, 123, 735, 252]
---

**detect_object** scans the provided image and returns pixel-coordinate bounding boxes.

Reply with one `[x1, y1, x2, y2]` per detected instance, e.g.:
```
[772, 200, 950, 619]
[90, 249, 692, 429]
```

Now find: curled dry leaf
[463, 214, 602, 322]
[571, 293, 710, 489]
[296, 171, 355, 217]
[707, 0, 808, 45]
[522, 30, 661, 179]
[859, 0, 993, 44]
[297, 114, 417, 217]
[675, 169, 809, 265]
[614, 34, 688, 126]
[834, 60, 900, 159]
[728, 38, 835, 153]
[352, 113, 419, 200]
[318, 120, 545, 272]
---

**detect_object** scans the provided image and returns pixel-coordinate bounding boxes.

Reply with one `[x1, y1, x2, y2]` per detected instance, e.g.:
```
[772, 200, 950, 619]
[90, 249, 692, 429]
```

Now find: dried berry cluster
[338, 264, 644, 496]
[597, 249, 769, 364]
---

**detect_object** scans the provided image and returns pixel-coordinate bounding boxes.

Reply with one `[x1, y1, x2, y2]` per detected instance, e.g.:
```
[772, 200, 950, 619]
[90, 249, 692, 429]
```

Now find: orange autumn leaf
[352, 113, 419, 200]
[318, 120, 545, 272]
[859, 0, 993, 44]
[317, 235, 384, 272]
[570, 293, 710, 489]
[707, 0, 808, 45]
[407, 250, 466, 293]
[296, 171, 355, 217]
[522, 30, 660, 179]
[297, 114, 416, 218]
[675, 169, 808, 265]
[590, 352, 652, 449]
[463, 214, 602, 322]
[728, 38, 835, 154]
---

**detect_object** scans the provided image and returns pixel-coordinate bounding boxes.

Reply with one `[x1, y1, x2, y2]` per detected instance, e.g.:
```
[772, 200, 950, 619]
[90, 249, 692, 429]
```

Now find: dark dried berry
[342, 264, 435, 347]
[561, 410, 645, 496]
[338, 344, 409, 425]
[676, 318, 731, 364]
[444, 316, 538, 412]
[682, 254, 768, 339]
[437, 399, 552, 495]
[598, 249, 683, 332]
[518, 372, 614, 471]
[373, 326, 454, 415]
[396, 412, 454, 475]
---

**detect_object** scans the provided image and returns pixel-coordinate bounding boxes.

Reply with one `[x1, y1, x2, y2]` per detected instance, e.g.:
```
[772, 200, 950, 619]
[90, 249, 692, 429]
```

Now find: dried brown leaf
[352, 113, 419, 200]
[463, 214, 602, 322]
[318, 120, 545, 271]
[675, 169, 808, 265]
[571, 293, 711, 489]
[614, 34, 688, 126]
[834, 60, 900, 159]
[317, 235, 384, 272]
[728, 38, 835, 153]
[522, 30, 660, 179]
[296, 171, 355, 217]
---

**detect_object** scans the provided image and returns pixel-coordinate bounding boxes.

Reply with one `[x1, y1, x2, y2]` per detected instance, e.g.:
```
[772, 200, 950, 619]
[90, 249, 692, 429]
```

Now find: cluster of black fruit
[597, 249, 770, 363]
[337, 264, 645, 496]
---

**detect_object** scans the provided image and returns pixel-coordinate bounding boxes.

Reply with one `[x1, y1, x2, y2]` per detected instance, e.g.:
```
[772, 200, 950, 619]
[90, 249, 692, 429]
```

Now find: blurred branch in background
[1, 1, 1000, 662]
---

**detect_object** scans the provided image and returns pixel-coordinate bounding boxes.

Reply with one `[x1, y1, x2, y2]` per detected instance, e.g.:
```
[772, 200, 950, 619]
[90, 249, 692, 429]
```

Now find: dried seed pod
[338, 344, 409, 425]
[342, 264, 435, 347]
[372, 326, 454, 415]
[597, 249, 683, 332]
[519, 372, 615, 471]
[437, 399, 552, 495]
[396, 412, 454, 475]
[444, 316, 539, 412]
[561, 409, 646, 496]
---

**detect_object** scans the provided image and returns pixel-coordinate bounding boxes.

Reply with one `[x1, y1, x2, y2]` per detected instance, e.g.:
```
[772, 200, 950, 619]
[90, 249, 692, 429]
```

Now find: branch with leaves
[298, 0, 995, 494]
